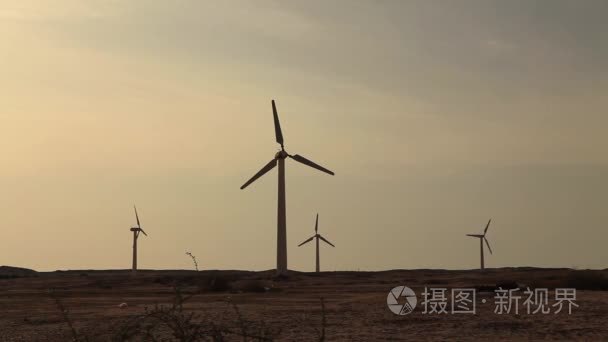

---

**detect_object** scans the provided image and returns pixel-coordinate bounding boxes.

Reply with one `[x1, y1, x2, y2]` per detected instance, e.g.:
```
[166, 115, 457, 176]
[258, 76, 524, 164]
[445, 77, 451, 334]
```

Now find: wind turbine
[298, 213, 335, 273]
[240, 100, 335, 276]
[130, 205, 148, 275]
[466, 219, 493, 271]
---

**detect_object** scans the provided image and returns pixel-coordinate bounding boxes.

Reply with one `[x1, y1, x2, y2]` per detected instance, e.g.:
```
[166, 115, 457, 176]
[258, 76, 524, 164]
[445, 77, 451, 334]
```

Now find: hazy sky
[1, 0, 606, 271]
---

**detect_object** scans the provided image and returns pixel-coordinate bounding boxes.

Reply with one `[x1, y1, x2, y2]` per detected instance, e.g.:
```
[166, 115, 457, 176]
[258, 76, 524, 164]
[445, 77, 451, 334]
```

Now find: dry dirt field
[0, 267, 607, 341]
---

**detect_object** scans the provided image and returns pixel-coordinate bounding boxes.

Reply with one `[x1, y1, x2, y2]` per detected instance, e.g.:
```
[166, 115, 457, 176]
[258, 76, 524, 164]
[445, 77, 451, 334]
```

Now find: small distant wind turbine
[466, 219, 493, 271]
[130, 205, 147, 275]
[298, 214, 335, 273]
[240, 100, 335, 276]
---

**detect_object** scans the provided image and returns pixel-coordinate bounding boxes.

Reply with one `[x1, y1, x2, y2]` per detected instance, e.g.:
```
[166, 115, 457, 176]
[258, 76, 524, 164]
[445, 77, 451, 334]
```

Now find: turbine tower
[130, 205, 148, 275]
[466, 219, 493, 271]
[298, 213, 335, 272]
[240, 100, 335, 276]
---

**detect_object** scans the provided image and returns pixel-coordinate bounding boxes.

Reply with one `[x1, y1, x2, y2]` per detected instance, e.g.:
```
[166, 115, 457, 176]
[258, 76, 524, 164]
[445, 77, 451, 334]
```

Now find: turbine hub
[275, 150, 288, 159]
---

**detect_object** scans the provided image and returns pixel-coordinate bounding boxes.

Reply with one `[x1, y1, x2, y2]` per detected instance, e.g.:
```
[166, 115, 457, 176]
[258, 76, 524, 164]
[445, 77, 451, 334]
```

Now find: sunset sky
[1, 0, 606, 272]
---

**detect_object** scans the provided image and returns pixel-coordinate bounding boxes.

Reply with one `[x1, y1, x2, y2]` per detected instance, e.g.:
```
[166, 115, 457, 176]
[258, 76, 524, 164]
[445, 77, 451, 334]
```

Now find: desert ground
[0, 266, 607, 341]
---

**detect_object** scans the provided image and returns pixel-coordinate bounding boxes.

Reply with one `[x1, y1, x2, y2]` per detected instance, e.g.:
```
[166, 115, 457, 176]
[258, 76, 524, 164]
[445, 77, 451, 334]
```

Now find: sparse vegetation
[50, 282, 327, 341]
[11, 268, 605, 340]
[186, 251, 199, 272]
[49, 289, 89, 342]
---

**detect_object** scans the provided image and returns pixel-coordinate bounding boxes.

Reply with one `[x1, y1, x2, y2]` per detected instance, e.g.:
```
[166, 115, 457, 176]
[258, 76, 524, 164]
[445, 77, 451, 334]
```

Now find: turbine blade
[240, 159, 277, 190]
[290, 154, 334, 176]
[484, 237, 493, 254]
[466, 234, 483, 238]
[134, 205, 140, 228]
[319, 235, 335, 247]
[272, 100, 284, 147]
[140, 229, 148, 237]
[298, 236, 314, 247]
[315, 213, 319, 233]
[484, 219, 491, 235]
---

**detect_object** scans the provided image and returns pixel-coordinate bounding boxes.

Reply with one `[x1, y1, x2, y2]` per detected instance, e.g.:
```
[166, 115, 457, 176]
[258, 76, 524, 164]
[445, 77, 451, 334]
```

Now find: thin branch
[186, 251, 199, 271]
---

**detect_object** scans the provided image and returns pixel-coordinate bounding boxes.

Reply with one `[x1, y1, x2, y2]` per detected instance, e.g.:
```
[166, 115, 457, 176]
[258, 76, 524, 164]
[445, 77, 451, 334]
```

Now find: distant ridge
[0, 265, 37, 278]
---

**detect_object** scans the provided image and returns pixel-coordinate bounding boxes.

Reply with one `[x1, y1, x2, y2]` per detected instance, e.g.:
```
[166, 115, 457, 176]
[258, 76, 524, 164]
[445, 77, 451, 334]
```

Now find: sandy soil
[0, 268, 606, 341]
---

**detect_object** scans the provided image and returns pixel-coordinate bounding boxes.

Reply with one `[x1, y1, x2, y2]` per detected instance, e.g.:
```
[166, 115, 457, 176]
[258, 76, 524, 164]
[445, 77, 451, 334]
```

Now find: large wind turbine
[466, 219, 493, 271]
[240, 100, 335, 276]
[130, 205, 148, 275]
[298, 213, 335, 273]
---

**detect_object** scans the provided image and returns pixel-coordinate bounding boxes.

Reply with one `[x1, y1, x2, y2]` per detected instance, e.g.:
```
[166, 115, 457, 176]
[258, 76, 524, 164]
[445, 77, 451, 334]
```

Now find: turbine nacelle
[131, 206, 148, 236]
[275, 150, 289, 159]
